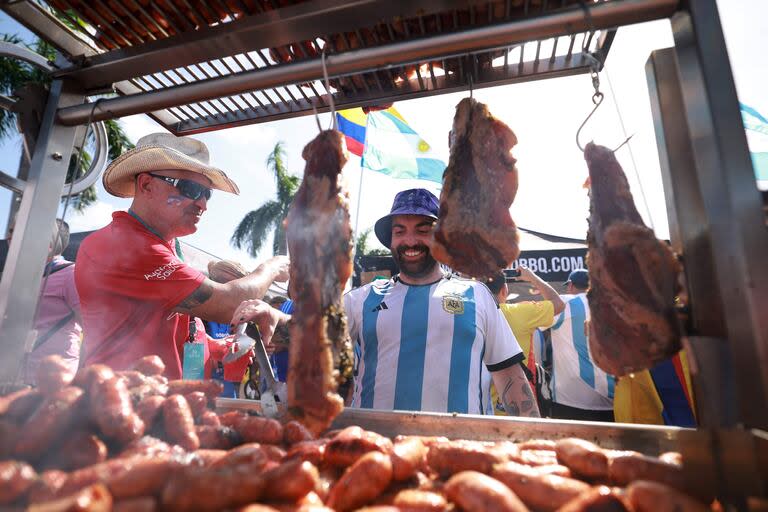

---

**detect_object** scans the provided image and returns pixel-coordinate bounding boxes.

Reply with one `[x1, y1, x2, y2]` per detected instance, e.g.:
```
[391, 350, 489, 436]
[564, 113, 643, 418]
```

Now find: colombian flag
[335, 106, 446, 183]
[613, 350, 696, 427]
[336, 108, 367, 157]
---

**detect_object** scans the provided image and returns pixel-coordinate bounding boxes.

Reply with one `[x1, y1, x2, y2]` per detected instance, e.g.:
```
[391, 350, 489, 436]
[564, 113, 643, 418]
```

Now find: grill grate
[19, 0, 619, 133]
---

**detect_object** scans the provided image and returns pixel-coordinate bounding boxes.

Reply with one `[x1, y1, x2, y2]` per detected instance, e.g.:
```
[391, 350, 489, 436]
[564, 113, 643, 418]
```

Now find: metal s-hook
[576, 66, 635, 153]
[576, 89, 604, 152]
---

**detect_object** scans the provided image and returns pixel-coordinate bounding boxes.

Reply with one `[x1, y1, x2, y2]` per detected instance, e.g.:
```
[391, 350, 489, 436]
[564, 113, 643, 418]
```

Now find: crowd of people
[22, 132, 696, 427]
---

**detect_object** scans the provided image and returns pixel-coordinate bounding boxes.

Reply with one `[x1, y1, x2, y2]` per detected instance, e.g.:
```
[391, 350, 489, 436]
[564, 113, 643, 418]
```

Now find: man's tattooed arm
[175, 280, 214, 313]
[494, 364, 541, 418]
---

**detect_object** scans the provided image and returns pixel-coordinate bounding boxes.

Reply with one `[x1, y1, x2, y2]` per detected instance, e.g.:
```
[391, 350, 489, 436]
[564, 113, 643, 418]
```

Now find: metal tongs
[225, 323, 287, 418]
[222, 323, 255, 364]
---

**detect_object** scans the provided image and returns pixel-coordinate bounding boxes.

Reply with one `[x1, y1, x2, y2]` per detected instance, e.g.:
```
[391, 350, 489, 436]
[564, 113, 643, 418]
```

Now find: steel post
[645, 48, 737, 427]
[671, 2, 768, 428]
[0, 80, 83, 383]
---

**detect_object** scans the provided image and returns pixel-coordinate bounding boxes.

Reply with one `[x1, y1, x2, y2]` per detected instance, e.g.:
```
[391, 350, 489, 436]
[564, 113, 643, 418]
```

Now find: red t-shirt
[75, 211, 205, 379]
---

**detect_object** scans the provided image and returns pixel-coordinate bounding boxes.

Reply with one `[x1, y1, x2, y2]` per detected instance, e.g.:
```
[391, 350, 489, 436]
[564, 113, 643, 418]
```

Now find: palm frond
[104, 119, 134, 159]
[0, 34, 30, 139]
[231, 200, 282, 257]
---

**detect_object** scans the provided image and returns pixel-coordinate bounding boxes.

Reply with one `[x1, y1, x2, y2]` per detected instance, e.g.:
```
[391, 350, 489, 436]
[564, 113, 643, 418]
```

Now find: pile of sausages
[0, 355, 710, 512]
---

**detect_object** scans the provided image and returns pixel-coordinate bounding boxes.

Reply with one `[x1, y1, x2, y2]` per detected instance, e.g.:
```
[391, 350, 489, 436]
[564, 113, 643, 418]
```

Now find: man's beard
[392, 243, 439, 280]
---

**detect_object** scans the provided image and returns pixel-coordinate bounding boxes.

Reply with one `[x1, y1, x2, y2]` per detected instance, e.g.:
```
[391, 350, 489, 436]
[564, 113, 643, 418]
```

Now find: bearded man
[344, 188, 538, 415]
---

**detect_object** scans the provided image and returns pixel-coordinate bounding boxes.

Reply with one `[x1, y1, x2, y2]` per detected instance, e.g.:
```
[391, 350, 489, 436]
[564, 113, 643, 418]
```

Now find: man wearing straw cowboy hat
[75, 133, 289, 379]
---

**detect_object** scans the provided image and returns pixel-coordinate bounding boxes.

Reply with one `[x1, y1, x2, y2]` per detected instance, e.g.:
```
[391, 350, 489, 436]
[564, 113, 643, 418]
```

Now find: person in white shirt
[548, 269, 615, 422]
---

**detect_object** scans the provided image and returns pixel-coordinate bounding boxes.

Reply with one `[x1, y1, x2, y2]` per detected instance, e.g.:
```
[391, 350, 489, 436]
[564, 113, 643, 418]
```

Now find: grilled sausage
[161, 395, 199, 451]
[195, 449, 227, 467]
[113, 497, 158, 512]
[119, 437, 172, 458]
[427, 440, 507, 477]
[134, 395, 165, 428]
[195, 425, 241, 450]
[0, 460, 36, 505]
[557, 486, 629, 512]
[262, 459, 320, 502]
[72, 364, 114, 389]
[327, 451, 393, 512]
[133, 356, 165, 376]
[287, 439, 328, 466]
[284, 420, 315, 444]
[391, 437, 428, 481]
[57, 457, 142, 498]
[35, 356, 75, 395]
[491, 461, 590, 511]
[198, 410, 221, 427]
[15, 386, 86, 459]
[518, 439, 557, 451]
[183, 391, 208, 418]
[443, 471, 529, 512]
[392, 489, 449, 511]
[166, 380, 223, 401]
[530, 464, 572, 478]
[50, 432, 108, 471]
[626, 480, 707, 512]
[517, 449, 559, 467]
[117, 371, 150, 388]
[26, 470, 67, 504]
[608, 452, 685, 488]
[27, 483, 113, 512]
[232, 415, 284, 445]
[0, 420, 20, 458]
[90, 376, 145, 444]
[1, 388, 43, 423]
[107, 456, 186, 500]
[161, 466, 266, 512]
[555, 439, 609, 480]
[325, 426, 394, 467]
[211, 443, 269, 469]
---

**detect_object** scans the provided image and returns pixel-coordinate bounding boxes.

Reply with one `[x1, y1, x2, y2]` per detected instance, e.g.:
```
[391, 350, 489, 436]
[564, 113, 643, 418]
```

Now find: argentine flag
[741, 103, 768, 189]
[335, 107, 445, 184]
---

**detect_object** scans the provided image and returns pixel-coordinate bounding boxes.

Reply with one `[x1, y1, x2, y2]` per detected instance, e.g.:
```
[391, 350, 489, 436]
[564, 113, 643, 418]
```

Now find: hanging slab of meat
[431, 98, 520, 279]
[285, 130, 354, 435]
[584, 142, 682, 376]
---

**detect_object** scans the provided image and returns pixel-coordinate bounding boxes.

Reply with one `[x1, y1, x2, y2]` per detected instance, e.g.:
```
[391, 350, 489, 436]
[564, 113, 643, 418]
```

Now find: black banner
[507, 248, 587, 282]
[354, 248, 586, 286]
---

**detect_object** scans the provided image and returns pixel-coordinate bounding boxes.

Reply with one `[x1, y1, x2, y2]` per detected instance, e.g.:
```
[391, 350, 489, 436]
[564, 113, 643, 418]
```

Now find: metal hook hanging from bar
[576, 67, 604, 152]
[468, 73, 474, 99]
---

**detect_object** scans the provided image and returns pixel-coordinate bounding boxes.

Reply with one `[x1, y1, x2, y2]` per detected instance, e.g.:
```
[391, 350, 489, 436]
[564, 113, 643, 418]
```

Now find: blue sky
[1, 1, 765, 271]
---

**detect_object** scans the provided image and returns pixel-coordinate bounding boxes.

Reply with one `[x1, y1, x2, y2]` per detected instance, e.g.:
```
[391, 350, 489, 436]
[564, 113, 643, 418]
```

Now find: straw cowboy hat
[103, 132, 240, 198]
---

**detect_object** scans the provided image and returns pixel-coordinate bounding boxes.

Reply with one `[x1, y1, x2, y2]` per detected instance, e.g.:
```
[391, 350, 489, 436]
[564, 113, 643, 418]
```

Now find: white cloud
[62, 200, 115, 233]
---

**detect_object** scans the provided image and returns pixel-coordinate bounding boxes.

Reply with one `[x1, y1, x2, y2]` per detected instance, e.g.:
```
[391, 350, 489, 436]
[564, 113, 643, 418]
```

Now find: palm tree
[354, 228, 388, 256]
[0, 34, 133, 215]
[231, 142, 300, 256]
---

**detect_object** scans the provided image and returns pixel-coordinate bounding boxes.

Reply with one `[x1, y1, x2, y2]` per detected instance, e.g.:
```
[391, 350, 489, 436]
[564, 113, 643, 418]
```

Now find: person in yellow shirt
[486, 267, 564, 416]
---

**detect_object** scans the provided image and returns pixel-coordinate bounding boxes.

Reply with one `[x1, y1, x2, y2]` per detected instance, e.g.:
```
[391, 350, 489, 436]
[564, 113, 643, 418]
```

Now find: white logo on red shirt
[144, 261, 181, 280]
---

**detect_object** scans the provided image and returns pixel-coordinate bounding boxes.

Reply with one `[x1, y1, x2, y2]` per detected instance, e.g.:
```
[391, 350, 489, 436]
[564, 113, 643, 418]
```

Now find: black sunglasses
[147, 173, 212, 201]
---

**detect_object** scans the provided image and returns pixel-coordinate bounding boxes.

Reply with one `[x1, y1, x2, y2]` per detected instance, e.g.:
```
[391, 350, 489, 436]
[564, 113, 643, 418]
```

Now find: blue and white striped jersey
[344, 275, 523, 415]
[549, 293, 615, 410]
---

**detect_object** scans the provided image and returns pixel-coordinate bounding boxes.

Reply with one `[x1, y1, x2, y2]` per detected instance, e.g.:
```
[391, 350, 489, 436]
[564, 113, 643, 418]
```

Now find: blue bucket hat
[374, 188, 440, 248]
[565, 269, 589, 289]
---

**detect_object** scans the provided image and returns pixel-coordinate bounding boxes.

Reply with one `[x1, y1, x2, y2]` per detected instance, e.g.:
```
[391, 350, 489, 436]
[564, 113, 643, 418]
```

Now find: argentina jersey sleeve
[477, 284, 524, 371]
